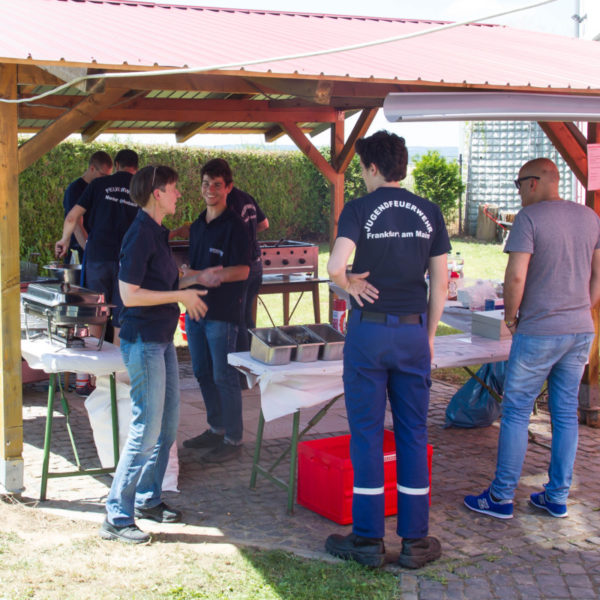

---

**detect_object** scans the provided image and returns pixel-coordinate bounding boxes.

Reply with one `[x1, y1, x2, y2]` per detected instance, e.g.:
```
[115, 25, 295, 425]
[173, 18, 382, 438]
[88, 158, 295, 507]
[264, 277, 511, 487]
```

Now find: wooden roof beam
[334, 108, 378, 173]
[17, 64, 66, 87]
[81, 120, 111, 143]
[175, 122, 210, 143]
[265, 124, 311, 143]
[538, 121, 588, 185]
[281, 121, 336, 184]
[109, 73, 260, 94]
[18, 82, 128, 172]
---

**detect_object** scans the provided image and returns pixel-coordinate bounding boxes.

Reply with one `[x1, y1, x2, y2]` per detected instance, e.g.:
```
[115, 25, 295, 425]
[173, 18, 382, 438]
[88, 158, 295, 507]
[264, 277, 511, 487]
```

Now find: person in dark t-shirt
[62, 150, 113, 265]
[325, 131, 449, 570]
[55, 149, 140, 344]
[227, 186, 269, 351]
[180, 158, 250, 464]
[100, 165, 207, 545]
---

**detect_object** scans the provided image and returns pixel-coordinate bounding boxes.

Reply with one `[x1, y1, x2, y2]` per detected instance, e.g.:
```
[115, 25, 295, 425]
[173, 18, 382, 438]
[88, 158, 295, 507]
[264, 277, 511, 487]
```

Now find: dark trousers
[343, 309, 431, 539]
[237, 261, 262, 352]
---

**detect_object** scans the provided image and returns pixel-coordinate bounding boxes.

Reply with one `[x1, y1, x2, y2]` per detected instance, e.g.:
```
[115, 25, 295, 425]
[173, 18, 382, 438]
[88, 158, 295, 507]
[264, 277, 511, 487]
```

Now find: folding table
[21, 337, 126, 500]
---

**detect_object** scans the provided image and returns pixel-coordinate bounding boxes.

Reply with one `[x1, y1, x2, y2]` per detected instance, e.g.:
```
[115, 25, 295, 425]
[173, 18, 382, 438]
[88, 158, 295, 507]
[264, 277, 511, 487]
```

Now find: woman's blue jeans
[491, 332, 593, 504]
[105, 337, 180, 526]
[185, 316, 243, 444]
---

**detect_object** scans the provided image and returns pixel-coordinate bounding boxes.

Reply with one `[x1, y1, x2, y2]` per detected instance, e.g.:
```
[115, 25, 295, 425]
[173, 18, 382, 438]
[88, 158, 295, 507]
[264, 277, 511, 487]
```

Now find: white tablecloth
[229, 333, 512, 422]
[21, 337, 125, 376]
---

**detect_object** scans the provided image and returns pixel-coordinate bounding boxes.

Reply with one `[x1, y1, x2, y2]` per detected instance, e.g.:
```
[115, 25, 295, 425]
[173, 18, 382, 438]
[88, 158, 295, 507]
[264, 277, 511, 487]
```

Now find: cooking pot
[43, 262, 82, 285]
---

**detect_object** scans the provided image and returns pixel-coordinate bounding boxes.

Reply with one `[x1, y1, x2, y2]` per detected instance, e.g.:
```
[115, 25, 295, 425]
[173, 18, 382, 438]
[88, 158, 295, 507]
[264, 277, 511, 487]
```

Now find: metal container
[304, 323, 345, 361]
[249, 327, 297, 365]
[43, 262, 82, 285]
[278, 325, 324, 362]
[21, 282, 112, 348]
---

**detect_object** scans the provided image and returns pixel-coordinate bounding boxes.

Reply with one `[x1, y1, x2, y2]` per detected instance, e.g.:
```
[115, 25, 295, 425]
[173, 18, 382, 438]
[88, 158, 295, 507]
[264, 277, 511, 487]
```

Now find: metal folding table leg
[39, 372, 120, 501]
[249, 394, 343, 513]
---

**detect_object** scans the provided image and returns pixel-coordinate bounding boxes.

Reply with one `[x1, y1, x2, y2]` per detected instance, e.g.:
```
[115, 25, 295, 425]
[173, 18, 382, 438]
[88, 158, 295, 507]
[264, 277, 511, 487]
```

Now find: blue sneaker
[529, 491, 567, 518]
[464, 488, 513, 519]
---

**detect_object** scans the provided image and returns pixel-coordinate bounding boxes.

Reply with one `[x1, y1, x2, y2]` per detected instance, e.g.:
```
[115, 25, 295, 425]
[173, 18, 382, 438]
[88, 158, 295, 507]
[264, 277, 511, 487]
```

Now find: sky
[99, 0, 600, 151]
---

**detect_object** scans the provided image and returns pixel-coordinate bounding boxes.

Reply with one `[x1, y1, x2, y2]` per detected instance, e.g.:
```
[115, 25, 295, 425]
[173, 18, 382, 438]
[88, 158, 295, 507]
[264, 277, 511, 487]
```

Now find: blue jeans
[105, 337, 180, 526]
[186, 317, 243, 444]
[491, 332, 593, 504]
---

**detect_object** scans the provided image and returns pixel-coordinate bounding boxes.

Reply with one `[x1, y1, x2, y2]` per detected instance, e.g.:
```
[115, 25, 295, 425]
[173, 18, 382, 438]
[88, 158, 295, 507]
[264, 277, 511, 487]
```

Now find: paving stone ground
[15, 354, 600, 599]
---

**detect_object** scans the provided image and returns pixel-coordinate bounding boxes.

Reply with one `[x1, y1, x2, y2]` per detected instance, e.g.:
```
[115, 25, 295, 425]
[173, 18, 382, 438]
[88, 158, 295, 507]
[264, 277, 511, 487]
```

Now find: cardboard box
[297, 430, 432, 525]
[471, 309, 511, 340]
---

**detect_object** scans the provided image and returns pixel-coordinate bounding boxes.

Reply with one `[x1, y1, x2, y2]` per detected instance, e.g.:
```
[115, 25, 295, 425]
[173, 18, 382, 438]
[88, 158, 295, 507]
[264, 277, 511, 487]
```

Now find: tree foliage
[412, 151, 464, 221]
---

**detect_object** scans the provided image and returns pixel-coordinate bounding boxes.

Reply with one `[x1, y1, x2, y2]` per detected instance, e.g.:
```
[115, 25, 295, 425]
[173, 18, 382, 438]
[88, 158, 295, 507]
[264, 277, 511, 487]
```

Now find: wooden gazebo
[2, 0, 600, 493]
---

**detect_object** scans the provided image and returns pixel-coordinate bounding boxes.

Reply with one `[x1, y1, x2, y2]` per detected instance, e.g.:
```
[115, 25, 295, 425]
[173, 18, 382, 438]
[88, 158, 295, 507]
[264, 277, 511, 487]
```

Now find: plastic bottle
[447, 271, 460, 300]
[332, 297, 347, 334]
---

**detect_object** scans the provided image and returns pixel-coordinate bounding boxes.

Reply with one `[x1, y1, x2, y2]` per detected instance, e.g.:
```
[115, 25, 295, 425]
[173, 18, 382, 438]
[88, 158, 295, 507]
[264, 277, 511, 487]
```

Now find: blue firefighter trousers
[343, 309, 431, 539]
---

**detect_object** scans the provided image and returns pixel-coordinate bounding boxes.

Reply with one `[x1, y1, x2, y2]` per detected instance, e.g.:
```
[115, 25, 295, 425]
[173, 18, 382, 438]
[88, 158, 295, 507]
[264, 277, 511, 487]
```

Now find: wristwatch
[504, 319, 517, 328]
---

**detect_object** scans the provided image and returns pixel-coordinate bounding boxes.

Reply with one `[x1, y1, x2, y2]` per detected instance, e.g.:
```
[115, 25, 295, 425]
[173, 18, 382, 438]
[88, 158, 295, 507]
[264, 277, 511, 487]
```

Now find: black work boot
[325, 532, 385, 567]
[397, 536, 442, 569]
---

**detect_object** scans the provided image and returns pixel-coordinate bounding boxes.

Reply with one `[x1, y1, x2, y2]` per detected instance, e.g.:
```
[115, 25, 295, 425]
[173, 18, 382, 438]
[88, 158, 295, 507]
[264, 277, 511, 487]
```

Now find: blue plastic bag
[444, 361, 506, 428]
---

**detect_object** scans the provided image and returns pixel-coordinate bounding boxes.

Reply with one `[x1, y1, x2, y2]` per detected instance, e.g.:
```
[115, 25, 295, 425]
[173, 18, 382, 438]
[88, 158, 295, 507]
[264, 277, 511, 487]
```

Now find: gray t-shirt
[504, 199, 600, 335]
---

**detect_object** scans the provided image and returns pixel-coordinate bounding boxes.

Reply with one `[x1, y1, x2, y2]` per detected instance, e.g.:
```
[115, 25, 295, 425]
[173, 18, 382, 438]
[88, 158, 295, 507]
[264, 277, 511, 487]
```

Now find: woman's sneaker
[464, 487, 513, 519]
[529, 491, 568, 518]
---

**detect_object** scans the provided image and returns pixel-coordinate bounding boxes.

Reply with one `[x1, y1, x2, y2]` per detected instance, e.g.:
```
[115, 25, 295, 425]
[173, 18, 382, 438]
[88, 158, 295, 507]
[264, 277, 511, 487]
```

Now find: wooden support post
[0, 64, 24, 492]
[329, 112, 345, 324]
[579, 122, 600, 427]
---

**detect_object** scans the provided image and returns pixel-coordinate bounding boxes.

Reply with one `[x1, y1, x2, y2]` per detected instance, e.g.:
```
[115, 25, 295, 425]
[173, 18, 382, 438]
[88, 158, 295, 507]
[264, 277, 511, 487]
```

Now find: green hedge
[19, 140, 367, 267]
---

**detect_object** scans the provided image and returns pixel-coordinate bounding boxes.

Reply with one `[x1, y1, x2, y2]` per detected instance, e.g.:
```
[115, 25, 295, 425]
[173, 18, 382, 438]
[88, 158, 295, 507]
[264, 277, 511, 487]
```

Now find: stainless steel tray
[22, 300, 111, 326]
[304, 323, 345, 361]
[22, 282, 106, 306]
[249, 327, 296, 365]
[278, 325, 323, 362]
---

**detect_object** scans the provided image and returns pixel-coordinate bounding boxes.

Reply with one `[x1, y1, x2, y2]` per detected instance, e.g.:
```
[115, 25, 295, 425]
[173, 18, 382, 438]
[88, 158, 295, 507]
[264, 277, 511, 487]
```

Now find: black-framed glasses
[514, 175, 540, 190]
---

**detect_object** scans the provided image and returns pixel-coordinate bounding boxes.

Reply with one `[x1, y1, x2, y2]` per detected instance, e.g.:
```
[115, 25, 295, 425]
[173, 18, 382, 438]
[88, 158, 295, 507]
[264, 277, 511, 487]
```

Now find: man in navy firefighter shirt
[325, 130, 449, 569]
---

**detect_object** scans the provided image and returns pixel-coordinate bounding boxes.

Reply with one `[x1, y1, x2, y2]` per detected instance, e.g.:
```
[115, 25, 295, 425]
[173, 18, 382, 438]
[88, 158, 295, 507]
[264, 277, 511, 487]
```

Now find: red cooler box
[297, 429, 432, 525]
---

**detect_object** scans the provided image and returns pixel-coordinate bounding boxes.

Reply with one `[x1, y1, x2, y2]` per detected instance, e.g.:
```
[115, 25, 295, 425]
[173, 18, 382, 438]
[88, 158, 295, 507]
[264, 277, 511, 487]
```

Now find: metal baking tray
[249, 327, 297, 365]
[278, 325, 324, 363]
[304, 323, 345, 361]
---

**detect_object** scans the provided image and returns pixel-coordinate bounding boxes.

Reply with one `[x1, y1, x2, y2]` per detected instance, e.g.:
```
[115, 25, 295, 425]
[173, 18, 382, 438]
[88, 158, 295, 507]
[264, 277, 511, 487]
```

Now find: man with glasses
[182, 158, 250, 464]
[465, 157, 600, 520]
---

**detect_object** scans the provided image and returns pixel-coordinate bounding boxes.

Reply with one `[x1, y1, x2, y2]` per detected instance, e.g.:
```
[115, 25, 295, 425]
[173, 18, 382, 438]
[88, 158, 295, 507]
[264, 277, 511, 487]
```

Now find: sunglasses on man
[514, 175, 540, 190]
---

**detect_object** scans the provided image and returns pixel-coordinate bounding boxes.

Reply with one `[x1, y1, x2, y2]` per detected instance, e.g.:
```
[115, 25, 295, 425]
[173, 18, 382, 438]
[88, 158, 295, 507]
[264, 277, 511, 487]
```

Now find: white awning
[383, 92, 600, 122]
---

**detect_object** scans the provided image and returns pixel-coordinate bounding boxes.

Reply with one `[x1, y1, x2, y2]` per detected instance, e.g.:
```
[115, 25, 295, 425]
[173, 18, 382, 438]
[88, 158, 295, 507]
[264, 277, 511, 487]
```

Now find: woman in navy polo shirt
[100, 166, 207, 545]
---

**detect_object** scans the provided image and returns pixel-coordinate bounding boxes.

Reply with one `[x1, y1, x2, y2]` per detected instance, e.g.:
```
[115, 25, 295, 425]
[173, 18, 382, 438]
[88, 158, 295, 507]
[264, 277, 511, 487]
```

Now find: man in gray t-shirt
[465, 158, 600, 521]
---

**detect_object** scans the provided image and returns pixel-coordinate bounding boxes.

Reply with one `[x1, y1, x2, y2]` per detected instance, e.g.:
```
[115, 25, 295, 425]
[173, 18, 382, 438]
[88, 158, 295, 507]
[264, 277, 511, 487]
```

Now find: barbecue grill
[21, 282, 112, 349]
[168, 239, 320, 277]
[258, 240, 319, 277]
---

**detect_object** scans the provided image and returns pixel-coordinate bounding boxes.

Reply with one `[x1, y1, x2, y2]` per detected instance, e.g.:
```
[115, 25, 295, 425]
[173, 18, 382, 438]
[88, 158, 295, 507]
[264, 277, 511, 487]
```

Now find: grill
[168, 239, 320, 277]
[259, 240, 319, 277]
[21, 282, 112, 349]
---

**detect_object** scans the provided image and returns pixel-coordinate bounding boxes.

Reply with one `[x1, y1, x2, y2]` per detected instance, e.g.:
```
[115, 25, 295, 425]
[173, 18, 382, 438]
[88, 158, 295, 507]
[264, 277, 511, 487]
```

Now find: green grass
[163, 548, 401, 600]
[450, 237, 508, 282]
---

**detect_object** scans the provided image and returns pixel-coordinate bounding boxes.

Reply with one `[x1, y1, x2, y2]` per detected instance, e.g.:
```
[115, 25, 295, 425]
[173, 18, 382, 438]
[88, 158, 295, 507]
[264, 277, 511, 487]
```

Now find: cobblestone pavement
[17, 360, 600, 600]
